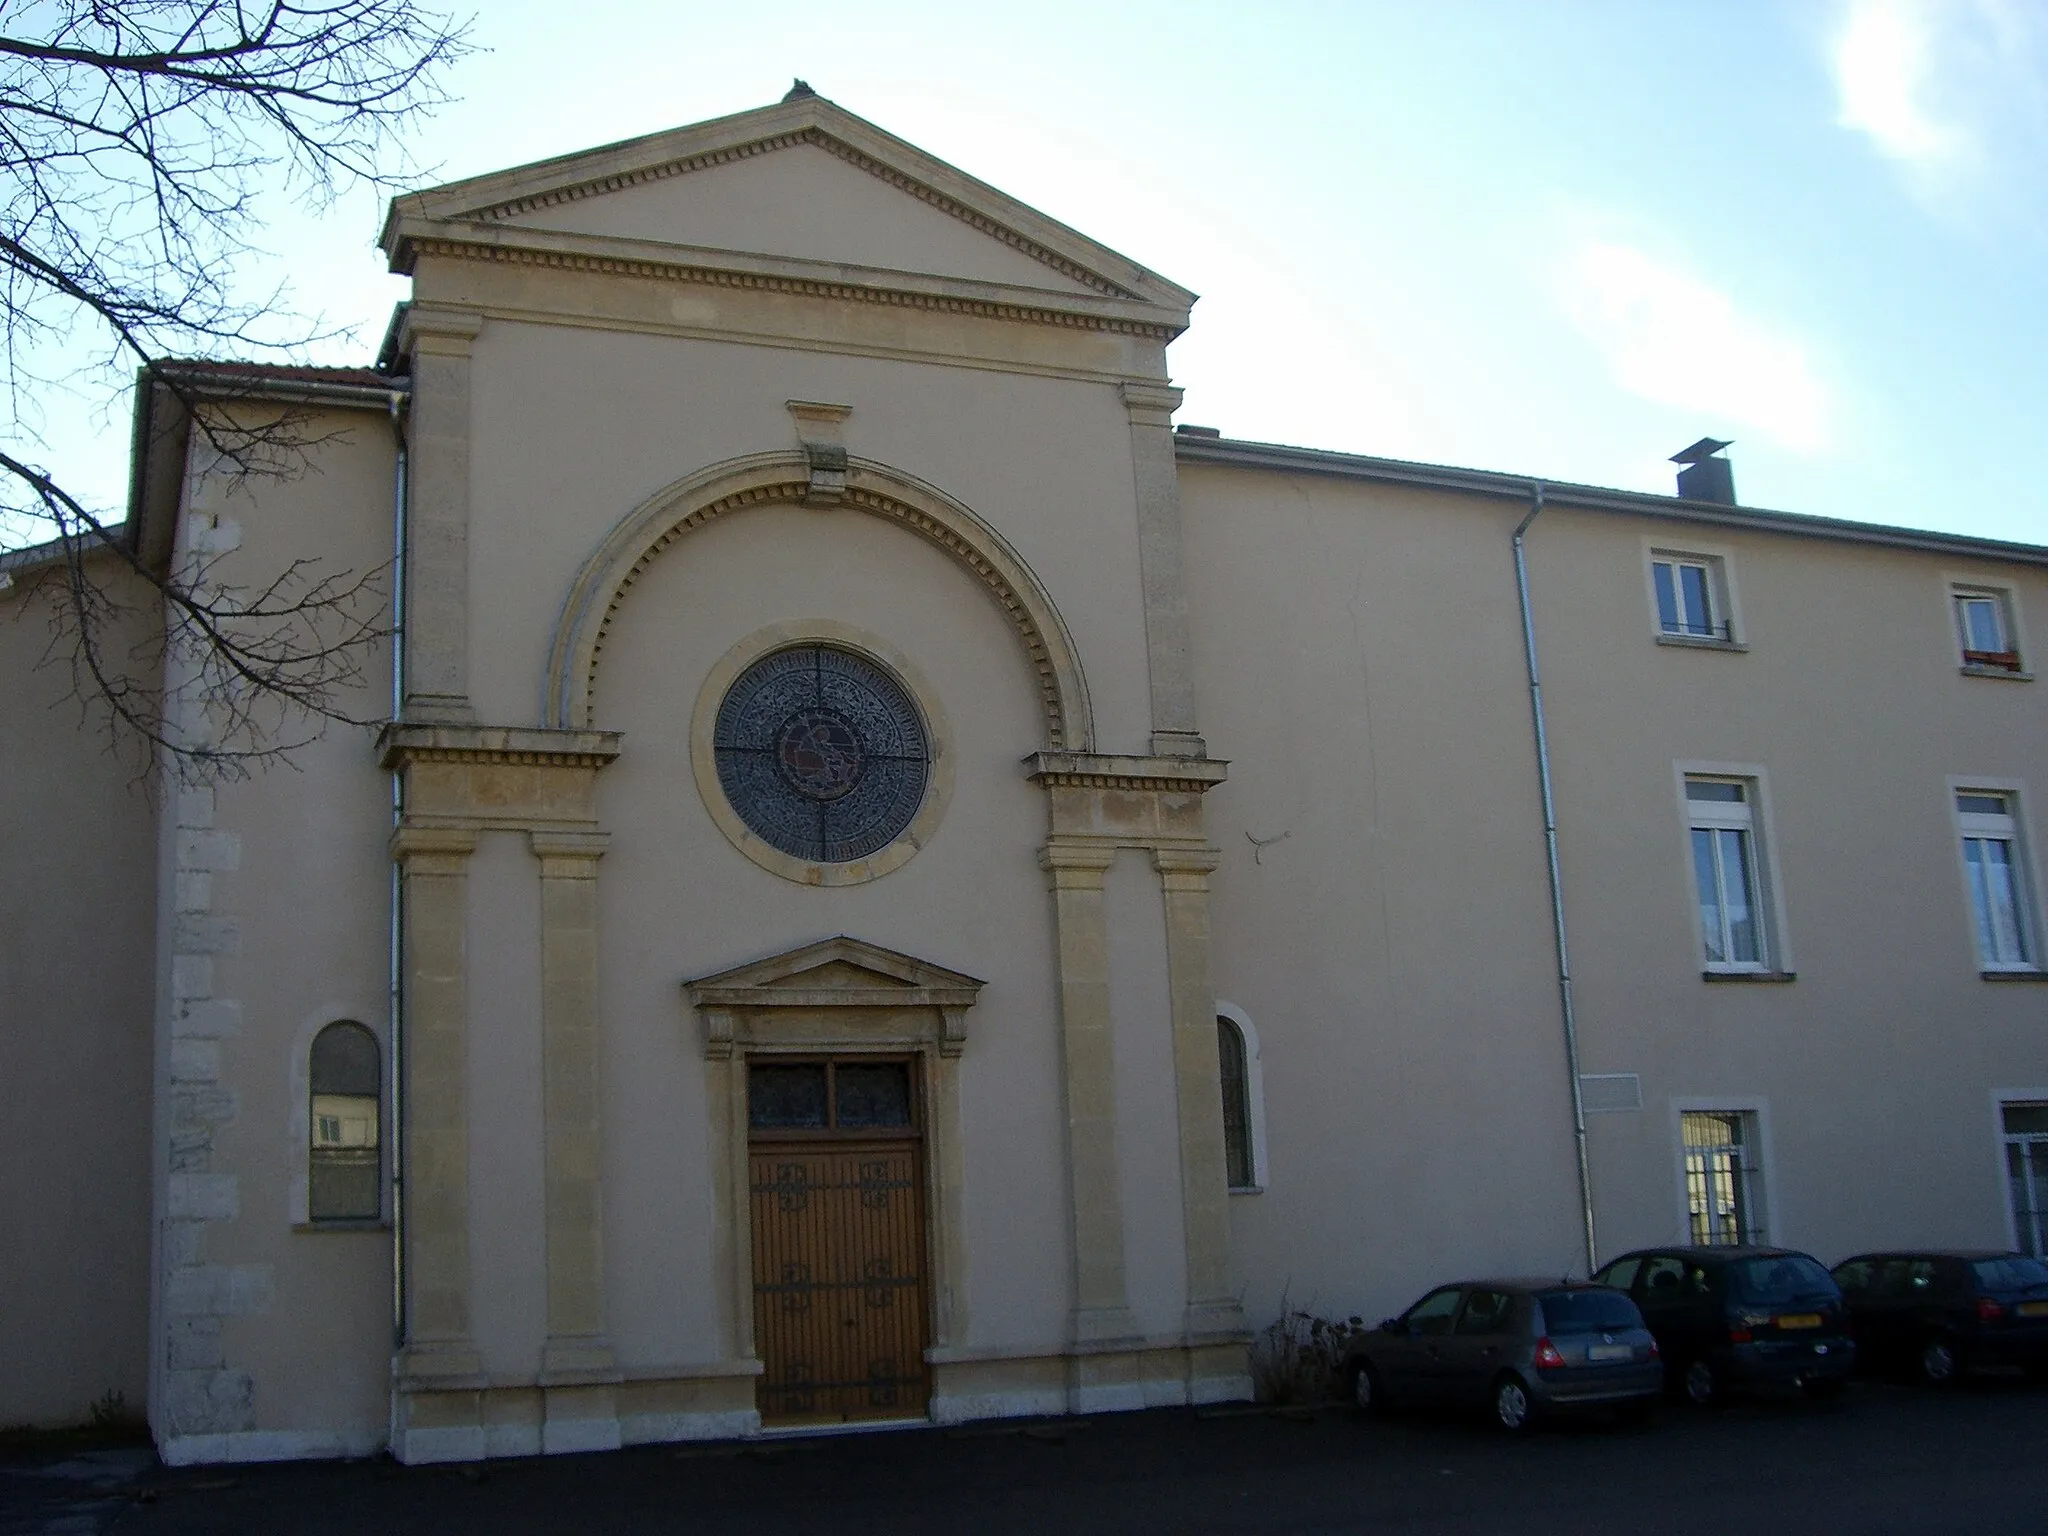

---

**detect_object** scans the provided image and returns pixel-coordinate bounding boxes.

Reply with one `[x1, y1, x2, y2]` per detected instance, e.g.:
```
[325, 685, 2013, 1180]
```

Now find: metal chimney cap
[1671, 437, 1733, 465]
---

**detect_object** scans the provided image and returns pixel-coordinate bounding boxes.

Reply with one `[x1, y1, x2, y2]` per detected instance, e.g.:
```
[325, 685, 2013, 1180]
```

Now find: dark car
[1831, 1250, 2048, 1384]
[1339, 1279, 1661, 1434]
[1592, 1246, 1854, 1406]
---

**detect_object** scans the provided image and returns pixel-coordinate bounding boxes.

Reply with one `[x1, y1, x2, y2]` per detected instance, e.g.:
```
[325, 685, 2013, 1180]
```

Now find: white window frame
[1215, 1002, 1268, 1194]
[1645, 540, 1744, 648]
[1992, 1091, 2048, 1257]
[1946, 577, 2030, 678]
[1949, 777, 2041, 973]
[1675, 763, 1790, 976]
[1672, 1097, 1776, 1248]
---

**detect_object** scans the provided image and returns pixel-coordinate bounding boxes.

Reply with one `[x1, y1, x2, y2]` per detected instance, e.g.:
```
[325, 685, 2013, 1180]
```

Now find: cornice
[395, 232, 1182, 341]
[378, 723, 623, 771]
[1023, 750, 1229, 794]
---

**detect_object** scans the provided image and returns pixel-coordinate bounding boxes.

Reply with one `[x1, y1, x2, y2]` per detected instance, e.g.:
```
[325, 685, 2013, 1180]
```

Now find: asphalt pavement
[5, 1377, 2046, 1535]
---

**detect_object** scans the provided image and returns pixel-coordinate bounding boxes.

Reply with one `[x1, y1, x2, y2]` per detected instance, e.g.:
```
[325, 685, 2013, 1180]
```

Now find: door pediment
[685, 936, 985, 1058]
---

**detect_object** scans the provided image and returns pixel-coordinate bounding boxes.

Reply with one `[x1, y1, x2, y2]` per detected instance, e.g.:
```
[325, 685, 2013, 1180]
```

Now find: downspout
[386, 388, 410, 1350]
[1512, 484, 1598, 1275]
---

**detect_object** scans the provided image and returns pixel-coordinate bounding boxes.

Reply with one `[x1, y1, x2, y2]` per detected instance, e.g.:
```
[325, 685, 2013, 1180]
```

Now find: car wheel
[1682, 1357, 1721, 1408]
[1348, 1360, 1383, 1415]
[1492, 1375, 1536, 1435]
[1917, 1336, 1960, 1387]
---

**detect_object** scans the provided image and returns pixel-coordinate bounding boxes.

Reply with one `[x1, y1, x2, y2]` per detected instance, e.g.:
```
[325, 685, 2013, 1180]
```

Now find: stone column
[401, 307, 483, 724]
[393, 826, 483, 1391]
[1153, 847, 1245, 1344]
[530, 830, 621, 1452]
[1039, 841, 1139, 1347]
[1120, 382, 1205, 759]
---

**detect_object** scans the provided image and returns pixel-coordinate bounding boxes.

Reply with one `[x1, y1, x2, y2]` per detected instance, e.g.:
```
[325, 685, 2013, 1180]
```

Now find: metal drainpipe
[386, 388, 410, 1350]
[1512, 483, 1598, 1275]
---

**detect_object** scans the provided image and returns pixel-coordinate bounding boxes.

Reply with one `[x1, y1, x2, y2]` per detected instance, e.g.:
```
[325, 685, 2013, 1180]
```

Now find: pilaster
[1153, 847, 1245, 1343]
[390, 824, 483, 1395]
[400, 306, 484, 725]
[1038, 841, 1140, 1347]
[1120, 381, 1205, 758]
[530, 829, 622, 1452]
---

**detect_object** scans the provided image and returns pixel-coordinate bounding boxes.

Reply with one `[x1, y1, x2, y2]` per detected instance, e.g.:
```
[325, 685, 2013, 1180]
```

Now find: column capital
[1039, 841, 1117, 888]
[391, 825, 479, 870]
[1153, 846, 1222, 889]
[1119, 380, 1184, 426]
[399, 305, 486, 358]
[530, 829, 611, 871]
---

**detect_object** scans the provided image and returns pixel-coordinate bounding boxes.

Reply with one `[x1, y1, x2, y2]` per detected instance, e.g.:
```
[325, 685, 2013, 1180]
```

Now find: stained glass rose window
[712, 645, 931, 864]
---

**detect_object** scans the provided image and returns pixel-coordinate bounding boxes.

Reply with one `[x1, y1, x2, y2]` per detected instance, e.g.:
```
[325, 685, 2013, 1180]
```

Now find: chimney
[1671, 438, 1735, 504]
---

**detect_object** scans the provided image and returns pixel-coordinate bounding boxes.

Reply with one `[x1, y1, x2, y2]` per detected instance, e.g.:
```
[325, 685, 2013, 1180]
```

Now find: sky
[20, 0, 2048, 546]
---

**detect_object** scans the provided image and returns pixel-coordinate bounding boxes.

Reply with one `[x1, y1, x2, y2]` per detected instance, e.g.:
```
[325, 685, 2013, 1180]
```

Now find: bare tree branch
[0, 1, 470, 782]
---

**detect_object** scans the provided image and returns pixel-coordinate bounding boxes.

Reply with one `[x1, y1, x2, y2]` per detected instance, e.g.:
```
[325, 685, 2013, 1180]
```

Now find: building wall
[1180, 458, 2048, 1330]
[148, 410, 397, 1461]
[0, 558, 158, 1427]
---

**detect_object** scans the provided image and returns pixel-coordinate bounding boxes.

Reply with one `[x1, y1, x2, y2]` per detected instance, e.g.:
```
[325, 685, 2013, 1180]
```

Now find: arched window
[309, 1021, 380, 1222]
[1217, 1013, 1255, 1191]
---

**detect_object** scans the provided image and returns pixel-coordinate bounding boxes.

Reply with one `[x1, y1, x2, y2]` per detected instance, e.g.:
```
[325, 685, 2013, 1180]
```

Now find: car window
[1904, 1260, 1938, 1297]
[1870, 1259, 1909, 1299]
[1683, 1264, 1714, 1297]
[1971, 1257, 2048, 1291]
[1536, 1289, 1642, 1336]
[1405, 1287, 1463, 1336]
[1595, 1257, 1642, 1291]
[1455, 1290, 1514, 1336]
[1640, 1256, 1688, 1297]
[1730, 1255, 1837, 1304]
[1833, 1260, 1874, 1294]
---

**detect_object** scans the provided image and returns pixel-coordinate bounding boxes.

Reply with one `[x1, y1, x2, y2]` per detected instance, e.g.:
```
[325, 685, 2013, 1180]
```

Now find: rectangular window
[2002, 1103, 2048, 1257]
[1683, 1110, 1766, 1245]
[1687, 777, 1768, 969]
[1653, 556, 1727, 640]
[1957, 790, 2036, 969]
[1953, 586, 2023, 672]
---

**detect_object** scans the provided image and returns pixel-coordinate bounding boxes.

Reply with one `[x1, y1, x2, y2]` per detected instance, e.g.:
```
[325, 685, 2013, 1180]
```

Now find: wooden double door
[748, 1057, 931, 1423]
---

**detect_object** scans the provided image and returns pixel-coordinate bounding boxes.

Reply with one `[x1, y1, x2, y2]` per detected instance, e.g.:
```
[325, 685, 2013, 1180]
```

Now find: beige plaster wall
[1520, 506, 2048, 1263]
[587, 501, 1071, 1368]
[501, 141, 1100, 296]
[152, 410, 397, 1453]
[1181, 459, 2048, 1328]
[1180, 465, 1585, 1327]
[460, 319, 1155, 755]
[0, 559, 157, 1426]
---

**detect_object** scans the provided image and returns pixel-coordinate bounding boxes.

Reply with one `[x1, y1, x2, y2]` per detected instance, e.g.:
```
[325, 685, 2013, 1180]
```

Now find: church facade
[4, 92, 2044, 1464]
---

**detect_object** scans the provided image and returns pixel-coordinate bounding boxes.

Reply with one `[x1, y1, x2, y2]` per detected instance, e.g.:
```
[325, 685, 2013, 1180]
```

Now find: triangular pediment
[684, 935, 986, 1000]
[382, 92, 1192, 315]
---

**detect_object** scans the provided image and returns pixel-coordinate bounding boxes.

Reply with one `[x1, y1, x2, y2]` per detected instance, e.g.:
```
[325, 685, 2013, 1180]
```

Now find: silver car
[1340, 1279, 1663, 1433]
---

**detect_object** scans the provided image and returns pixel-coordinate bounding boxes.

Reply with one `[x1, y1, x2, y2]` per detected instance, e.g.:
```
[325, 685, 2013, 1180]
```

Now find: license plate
[1776, 1313, 1822, 1329]
[2019, 1301, 2048, 1318]
[1586, 1344, 1632, 1362]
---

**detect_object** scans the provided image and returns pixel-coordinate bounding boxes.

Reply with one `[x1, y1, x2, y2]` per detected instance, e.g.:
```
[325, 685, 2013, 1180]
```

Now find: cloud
[1557, 240, 1831, 456]
[1832, 0, 1961, 166]
[1829, 0, 2048, 221]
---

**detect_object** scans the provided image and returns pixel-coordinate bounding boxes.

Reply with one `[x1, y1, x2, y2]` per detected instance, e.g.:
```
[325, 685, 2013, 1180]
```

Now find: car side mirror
[1378, 1316, 1403, 1335]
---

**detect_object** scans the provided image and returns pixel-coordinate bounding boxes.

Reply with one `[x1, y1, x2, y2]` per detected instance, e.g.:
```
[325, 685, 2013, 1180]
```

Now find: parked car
[1831, 1250, 2048, 1385]
[1339, 1279, 1662, 1434]
[1591, 1246, 1854, 1406]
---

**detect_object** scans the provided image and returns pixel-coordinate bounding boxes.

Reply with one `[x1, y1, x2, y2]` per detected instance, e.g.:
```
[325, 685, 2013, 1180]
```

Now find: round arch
[542, 451, 1093, 750]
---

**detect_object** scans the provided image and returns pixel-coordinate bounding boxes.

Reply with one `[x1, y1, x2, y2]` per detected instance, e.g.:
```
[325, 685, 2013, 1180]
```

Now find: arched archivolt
[543, 451, 1093, 750]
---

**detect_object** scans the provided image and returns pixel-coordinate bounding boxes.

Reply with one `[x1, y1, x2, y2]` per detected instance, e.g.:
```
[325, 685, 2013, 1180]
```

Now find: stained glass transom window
[714, 645, 931, 864]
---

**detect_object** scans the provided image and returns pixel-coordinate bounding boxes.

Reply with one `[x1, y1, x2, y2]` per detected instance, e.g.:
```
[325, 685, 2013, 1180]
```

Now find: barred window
[309, 1021, 380, 1222]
